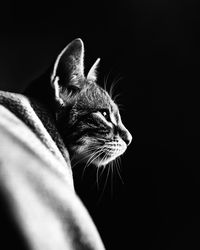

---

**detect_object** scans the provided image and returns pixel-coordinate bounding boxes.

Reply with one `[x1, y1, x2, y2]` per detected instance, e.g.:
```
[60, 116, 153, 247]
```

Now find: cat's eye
[100, 109, 110, 120]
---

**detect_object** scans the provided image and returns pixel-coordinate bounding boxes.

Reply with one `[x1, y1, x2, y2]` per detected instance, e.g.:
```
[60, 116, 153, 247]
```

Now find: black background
[0, 1, 199, 249]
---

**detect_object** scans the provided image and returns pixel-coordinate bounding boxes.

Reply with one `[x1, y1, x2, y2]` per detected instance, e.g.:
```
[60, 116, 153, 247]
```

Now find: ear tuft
[87, 58, 100, 82]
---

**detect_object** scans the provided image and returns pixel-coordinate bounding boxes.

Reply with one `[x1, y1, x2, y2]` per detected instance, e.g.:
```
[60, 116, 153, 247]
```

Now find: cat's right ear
[50, 38, 85, 106]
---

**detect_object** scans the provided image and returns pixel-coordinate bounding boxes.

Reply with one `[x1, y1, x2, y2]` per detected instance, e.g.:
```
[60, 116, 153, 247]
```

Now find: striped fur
[24, 38, 132, 168]
[49, 39, 132, 167]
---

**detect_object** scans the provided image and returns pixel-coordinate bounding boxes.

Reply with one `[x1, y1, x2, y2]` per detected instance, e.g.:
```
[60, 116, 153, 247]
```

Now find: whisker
[112, 93, 122, 103]
[96, 150, 109, 178]
[103, 69, 114, 92]
[81, 153, 97, 178]
[109, 75, 124, 99]
[71, 147, 101, 168]
[95, 154, 109, 189]
[82, 149, 104, 178]
[71, 154, 88, 168]
[117, 103, 125, 111]
[110, 161, 114, 198]
[97, 159, 110, 204]
[115, 157, 124, 184]
[85, 149, 103, 168]
[96, 164, 101, 189]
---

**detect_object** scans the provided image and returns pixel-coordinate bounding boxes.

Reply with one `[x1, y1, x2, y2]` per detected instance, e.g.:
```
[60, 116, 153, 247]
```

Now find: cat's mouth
[95, 141, 126, 166]
[71, 137, 127, 167]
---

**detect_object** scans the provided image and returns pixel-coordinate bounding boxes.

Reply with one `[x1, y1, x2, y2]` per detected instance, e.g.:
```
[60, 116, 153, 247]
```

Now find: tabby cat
[25, 38, 132, 168]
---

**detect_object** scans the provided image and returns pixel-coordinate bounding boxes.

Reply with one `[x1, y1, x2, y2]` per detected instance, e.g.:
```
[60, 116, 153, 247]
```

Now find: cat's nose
[123, 130, 132, 146]
[119, 126, 132, 146]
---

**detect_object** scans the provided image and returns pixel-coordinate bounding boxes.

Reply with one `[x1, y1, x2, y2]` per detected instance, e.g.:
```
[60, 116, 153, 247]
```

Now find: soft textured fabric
[0, 91, 105, 250]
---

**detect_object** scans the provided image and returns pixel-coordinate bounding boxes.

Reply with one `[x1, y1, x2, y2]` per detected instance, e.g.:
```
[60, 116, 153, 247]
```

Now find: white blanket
[0, 91, 105, 250]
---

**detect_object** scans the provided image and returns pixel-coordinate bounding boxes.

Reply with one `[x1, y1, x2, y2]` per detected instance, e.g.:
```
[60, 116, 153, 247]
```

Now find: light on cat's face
[51, 38, 132, 167]
[66, 84, 132, 167]
[86, 109, 132, 166]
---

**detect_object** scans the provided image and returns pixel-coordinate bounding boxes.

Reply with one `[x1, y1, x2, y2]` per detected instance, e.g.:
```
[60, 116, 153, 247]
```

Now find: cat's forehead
[76, 83, 117, 111]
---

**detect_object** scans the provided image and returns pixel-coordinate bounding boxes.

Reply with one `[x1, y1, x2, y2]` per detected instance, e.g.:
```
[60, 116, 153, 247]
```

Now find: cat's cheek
[70, 144, 86, 157]
[69, 145, 87, 165]
[69, 139, 93, 163]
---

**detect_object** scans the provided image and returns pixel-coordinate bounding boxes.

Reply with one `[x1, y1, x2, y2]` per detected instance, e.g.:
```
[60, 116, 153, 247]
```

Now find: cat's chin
[92, 154, 120, 167]
[78, 151, 123, 168]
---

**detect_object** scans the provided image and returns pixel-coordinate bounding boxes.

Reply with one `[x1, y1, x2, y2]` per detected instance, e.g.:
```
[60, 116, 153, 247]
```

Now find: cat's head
[51, 38, 132, 167]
